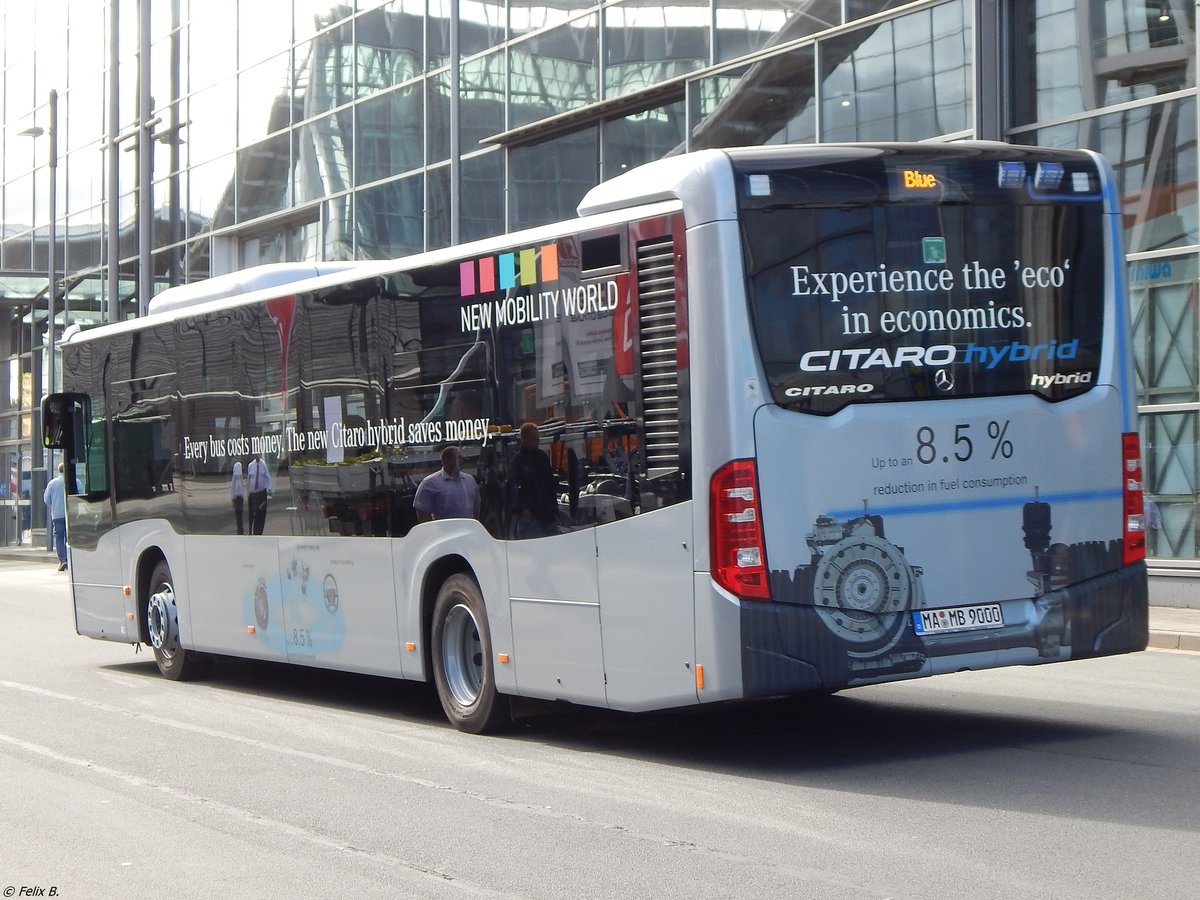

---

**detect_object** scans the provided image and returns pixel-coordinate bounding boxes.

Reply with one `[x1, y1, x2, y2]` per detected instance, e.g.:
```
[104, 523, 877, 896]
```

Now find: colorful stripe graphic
[459, 243, 559, 296]
[499, 253, 516, 290]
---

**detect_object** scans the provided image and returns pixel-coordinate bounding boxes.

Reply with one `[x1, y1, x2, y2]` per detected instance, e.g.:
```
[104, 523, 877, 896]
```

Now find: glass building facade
[0, 0, 1196, 600]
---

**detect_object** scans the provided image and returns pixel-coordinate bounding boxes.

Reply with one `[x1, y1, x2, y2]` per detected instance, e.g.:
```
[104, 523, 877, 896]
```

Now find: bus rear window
[739, 160, 1106, 414]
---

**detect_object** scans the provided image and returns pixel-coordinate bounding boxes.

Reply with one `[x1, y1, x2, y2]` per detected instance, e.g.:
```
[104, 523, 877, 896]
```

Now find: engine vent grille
[636, 235, 680, 475]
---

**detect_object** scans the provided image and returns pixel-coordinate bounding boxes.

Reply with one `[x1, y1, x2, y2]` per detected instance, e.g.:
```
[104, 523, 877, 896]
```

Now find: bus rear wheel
[146, 560, 201, 681]
[431, 574, 509, 734]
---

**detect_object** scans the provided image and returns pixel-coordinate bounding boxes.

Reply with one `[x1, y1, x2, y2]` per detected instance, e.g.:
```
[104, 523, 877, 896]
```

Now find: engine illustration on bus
[777, 511, 928, 680]
[765, 495, 1134, 692]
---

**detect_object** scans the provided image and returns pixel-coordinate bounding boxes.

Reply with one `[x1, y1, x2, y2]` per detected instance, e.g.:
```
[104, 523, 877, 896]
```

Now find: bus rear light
[710, 459, 771, 601]
[1122, 432, 1146, 565]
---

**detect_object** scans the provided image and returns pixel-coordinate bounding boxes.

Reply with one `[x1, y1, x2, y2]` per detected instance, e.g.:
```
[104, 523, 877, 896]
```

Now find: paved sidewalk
[2, 544, 1197, 651]
[1148, 605, 1200, 652]
[0, 545, 58, 564]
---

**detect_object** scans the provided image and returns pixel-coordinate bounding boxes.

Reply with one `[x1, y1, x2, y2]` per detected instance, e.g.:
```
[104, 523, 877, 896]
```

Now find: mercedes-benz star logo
[934, 368, 954, 392]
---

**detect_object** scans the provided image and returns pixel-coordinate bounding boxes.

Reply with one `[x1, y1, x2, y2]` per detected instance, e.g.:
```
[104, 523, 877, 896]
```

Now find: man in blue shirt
[414, 446, 479, 522]
[44, 463, 67, 570]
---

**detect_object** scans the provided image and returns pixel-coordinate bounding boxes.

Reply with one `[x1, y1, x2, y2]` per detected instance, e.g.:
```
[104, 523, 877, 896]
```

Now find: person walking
[44, 462, 68, 570]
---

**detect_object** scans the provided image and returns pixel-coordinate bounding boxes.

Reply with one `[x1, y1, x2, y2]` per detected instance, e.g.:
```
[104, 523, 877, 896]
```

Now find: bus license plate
[912, 604, 1004, 635]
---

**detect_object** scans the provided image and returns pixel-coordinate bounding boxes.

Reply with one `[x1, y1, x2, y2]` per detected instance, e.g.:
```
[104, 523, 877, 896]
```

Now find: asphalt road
[1, 559, 1198, 900]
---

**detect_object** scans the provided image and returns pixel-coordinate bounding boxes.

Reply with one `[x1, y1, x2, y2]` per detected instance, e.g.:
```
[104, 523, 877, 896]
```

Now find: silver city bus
[43, 143, 1148, 732]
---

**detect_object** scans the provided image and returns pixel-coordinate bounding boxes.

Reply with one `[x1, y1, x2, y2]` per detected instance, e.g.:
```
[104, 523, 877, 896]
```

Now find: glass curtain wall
[1010, 1, 1199, 564]
[0, 1, 108, 544]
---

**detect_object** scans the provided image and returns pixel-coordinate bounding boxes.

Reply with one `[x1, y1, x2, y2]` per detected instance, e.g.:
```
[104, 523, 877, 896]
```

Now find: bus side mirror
[43, 393, 88, 457]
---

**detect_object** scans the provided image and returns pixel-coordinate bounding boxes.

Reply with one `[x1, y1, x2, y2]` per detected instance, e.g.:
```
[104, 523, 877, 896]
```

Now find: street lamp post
[19, 89, 59, 549]
[47, 89, 58, 399]
[27, 90, 60, 397]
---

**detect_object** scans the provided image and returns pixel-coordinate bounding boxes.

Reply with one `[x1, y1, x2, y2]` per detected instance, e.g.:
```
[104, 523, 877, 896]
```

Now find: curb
[0, 552, 61, 567]
[1148, 630, 1200, 652]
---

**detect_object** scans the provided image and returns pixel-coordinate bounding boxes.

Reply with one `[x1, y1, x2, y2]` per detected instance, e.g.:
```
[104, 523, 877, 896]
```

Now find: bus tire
[146, 560, 200, 681]
[431, 574, 509, 734]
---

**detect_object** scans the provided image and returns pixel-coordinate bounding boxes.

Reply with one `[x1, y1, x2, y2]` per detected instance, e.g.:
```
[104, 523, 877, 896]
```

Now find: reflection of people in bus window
[414, 446, 479, 522]
[247, 453, 272, 535]
[511, 422, 558, 539]
[230, 459, 245, 534]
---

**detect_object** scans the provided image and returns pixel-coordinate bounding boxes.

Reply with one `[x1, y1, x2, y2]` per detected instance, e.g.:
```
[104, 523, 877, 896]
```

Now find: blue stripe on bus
[826, 488, 1121, 520]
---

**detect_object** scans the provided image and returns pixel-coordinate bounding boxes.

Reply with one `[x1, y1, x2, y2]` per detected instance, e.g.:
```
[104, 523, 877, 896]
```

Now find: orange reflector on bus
[123, 586, 131, 596]
[497, 653, 510, 664]
[247, 625, 256, 634]
[405, 642, 416, 652]
[696, 664, 705, 690]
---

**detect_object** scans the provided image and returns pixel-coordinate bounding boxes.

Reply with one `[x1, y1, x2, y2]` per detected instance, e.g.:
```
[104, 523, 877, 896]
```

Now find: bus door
[504, 422, 696, 716]
[596, 500, 696, 710]
[44, 386, 128, 642]
[505, 528, 606, 706]
[504, 424, 697, 712]
[67, 471, 125, 640]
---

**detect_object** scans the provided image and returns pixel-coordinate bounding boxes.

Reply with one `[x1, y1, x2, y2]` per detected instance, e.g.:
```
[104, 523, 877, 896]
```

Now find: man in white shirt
[246, 453, 272, 535]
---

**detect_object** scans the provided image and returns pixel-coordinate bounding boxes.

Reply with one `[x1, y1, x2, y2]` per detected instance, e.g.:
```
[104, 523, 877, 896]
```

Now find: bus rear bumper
[740, 562, 1149, 697]
[1063, 560, 1149, 657]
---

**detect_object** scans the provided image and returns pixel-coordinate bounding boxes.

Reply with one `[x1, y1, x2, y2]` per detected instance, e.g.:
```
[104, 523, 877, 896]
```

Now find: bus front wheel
[431, 574, 509, 734]
[146, 560, 200, 681]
